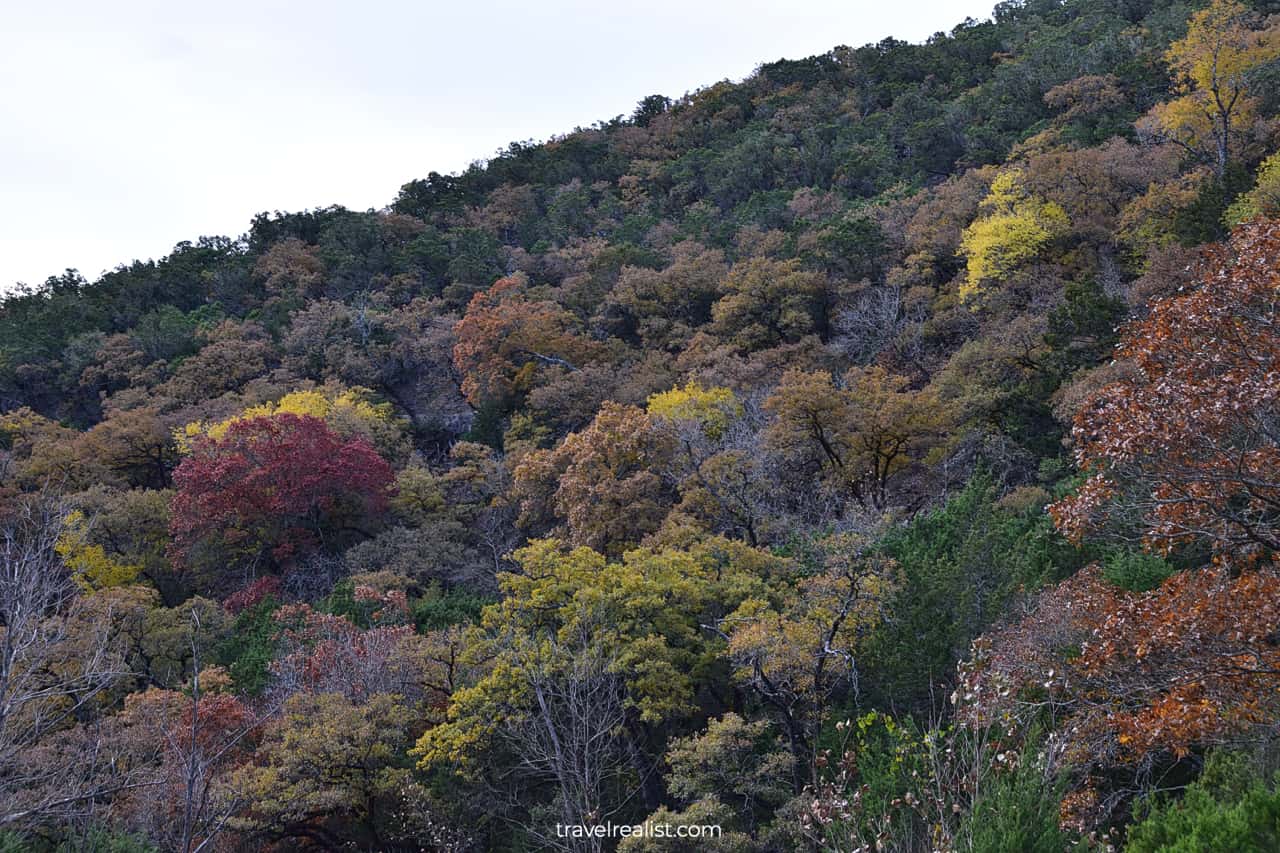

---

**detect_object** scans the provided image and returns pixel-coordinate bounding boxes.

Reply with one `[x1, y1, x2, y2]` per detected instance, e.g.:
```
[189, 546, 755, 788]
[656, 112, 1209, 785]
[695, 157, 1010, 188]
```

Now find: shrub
[1126, 751, 1280, 853]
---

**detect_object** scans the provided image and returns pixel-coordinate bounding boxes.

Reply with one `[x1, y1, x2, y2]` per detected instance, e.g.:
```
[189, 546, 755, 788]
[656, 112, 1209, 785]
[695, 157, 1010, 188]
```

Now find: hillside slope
[2, 0, 1280, 849]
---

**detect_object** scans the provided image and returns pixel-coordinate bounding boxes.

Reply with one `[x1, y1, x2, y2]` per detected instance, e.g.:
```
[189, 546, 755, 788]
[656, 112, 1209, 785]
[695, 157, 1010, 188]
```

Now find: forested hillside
[3, 0, 1280, 849]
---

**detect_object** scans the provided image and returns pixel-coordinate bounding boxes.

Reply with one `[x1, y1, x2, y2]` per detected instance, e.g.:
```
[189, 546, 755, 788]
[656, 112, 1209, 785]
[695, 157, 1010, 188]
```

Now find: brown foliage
[512, 401, 676, 555]
[452, 274, 608, 406]
[1051, 220, 1280, 563]
[959, 562, 1280, 830]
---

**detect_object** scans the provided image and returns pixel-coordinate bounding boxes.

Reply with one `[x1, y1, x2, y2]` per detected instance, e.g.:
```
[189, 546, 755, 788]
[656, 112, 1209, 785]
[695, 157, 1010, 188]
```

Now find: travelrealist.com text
[555, 822, 723, 840]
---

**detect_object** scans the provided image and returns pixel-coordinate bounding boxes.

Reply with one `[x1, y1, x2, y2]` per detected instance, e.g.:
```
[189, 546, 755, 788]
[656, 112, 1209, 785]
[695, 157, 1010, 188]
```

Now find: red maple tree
[169, 413, 394, 575]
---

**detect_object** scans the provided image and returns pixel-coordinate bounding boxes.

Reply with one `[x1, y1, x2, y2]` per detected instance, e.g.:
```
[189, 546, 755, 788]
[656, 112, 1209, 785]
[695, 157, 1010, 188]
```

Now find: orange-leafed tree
[958, 562, 1280, 831]
[1051, 219, 1280, 565]
[764, 367, 949, 511]
[451, 274, 608, 407]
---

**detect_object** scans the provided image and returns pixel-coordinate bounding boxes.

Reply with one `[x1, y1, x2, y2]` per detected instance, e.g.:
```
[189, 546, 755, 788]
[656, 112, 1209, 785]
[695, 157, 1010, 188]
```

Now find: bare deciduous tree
[508, 641, 631, 853]
[832, 285, 905, 365]
[0, 496, 130, 827]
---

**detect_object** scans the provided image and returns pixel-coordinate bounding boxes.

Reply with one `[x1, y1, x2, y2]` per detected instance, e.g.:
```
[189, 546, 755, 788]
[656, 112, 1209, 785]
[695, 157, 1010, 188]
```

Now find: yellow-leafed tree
[959, 169, 1069, 302]
[1142, 0, 1280, 177]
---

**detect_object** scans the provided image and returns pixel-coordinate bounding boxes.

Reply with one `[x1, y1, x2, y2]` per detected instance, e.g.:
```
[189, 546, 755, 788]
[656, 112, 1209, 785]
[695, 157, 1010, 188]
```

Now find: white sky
[1, 0, 994, 292]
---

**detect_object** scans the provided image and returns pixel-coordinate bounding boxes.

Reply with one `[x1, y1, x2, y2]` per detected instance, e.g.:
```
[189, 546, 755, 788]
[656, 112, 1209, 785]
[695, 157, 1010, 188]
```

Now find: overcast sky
[1, 0, 994, 292]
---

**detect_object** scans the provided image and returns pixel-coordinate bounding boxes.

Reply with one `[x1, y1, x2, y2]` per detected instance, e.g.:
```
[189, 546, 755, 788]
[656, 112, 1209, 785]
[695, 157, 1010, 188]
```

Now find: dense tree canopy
[169, 413, 395, 586]
[5, 0, 1280, 848]
[1051, 219, 1280, 563]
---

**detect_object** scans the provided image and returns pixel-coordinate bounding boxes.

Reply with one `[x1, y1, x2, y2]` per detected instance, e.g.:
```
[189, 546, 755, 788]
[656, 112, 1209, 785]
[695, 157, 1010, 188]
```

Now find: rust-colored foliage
[451, 274, 606, 406]
[1051, 219, 1280, 564]
[270, 588, 459, 709]
[122, 684, 256, 756]
[959, 561, 1280, 830]
[1082, 565, 1280, 757]
[109, 680, 260, 850]
[512, 401, 676, 555]
[271, 587, 412, 696]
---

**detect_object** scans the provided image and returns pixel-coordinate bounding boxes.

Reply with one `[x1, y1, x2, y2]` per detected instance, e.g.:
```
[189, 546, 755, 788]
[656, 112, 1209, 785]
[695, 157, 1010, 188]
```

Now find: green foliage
[416, 539, 762, 770]
[709, 257, 826, 351]
[1126, 751, 1280, 853]
[2, 1, 1275, 847]
[411, 536, 781, 849]
[1045, 277, 1128, 377]
[216, 597, 281, 695]
[866, 473, 1087, 710]
[56, 830, 159, 853]
[815, 212, 885, 281]
[131, 304, 216, 363]
[0, 833, 28, 853]
[964, 754, 1071, 853]
[229, 692, 437, 849]
[1226, 150, 1280, 225]
[0, 828, 160, 853]
[1102, 547, 1177, 592]
[829, 711, 929, 827]
[663, 712, 795, 831]
[319, 578, 373, 627]
[1173, 165, 1254, 245]
[462, 397, 507, 450]
[809, 716, 1072, 852]
[411, 585, 490, 631]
